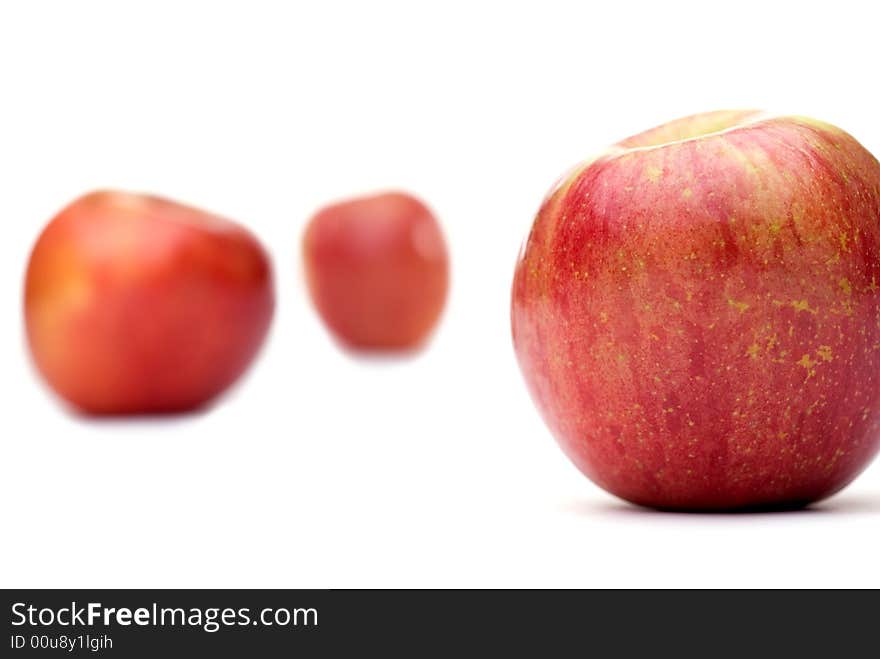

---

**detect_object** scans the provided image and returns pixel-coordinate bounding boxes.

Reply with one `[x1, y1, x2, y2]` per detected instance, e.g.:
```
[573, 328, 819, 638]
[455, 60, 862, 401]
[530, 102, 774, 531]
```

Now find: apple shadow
[809, 493, 880, 515]
[332, 338, 434, 364]
[57, 399, 215, 429]
[340, 347, 426, 364]
[562, 492, 880, 518]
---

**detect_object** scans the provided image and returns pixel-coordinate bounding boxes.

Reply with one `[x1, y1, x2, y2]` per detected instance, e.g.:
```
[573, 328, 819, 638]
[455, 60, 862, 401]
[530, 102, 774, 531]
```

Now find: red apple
[25, 191, 274, 414]
[512, 110, 880, 510]
[303, 191, 449, 351]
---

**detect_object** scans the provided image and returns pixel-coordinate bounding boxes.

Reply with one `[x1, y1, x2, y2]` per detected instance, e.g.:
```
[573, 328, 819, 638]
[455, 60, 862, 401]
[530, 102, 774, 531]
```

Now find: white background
[2, 0, 879, 588]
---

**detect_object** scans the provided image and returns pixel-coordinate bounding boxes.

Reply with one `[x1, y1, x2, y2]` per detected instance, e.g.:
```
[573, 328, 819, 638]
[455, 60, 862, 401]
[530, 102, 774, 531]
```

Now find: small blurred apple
[303, 191, 449, 351]
[512, 110, 880, 509]
[25, 190, 274, 414]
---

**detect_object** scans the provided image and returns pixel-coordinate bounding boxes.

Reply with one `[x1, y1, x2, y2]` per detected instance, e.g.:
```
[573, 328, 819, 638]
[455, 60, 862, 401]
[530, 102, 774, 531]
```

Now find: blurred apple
[512, 110, 880, 509]
[25, 191, 274, 414]
[303, 191, 449, 351]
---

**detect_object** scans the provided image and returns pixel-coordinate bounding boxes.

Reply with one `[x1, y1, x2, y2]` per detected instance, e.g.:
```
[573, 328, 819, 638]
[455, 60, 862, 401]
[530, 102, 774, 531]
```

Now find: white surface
[2, 0, 879, 589]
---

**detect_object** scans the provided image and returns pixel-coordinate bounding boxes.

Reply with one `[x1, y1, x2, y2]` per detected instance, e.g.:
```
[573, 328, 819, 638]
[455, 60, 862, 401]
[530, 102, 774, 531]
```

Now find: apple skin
[25, 191, 275, 415]
[303, 191, 449, 351]
[512, 111, 880, 510]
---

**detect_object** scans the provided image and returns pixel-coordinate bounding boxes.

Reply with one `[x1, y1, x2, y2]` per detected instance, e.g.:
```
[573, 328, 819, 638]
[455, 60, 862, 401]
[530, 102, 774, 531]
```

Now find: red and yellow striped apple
[512, 111, 880, 509]
[25, 191, 274, 414]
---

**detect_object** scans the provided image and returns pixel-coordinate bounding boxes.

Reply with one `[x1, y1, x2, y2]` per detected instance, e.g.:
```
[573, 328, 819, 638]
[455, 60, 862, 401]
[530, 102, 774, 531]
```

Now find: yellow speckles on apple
[681, 187, 693, 199]
[769, 220, 783, 234]
[599, 311, 609, 323]
[838, 232, 850, 252]
[838, 278, 852, 296]
[645, 165, 663, 183]
[746, 343, 761, 359]
[791, 299, 818, 314]
[834, 299, 855, 317]
[797, 346, 834, 379]
[727, 298, 750, 313]
[797, 353, 818, 378]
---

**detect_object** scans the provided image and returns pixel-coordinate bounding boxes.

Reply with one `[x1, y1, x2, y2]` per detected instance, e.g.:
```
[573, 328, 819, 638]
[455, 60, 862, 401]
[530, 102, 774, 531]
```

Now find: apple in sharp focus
[25, 190, 275, 414]
[303, 191, 449, 351]
[511, 110, 880, 510]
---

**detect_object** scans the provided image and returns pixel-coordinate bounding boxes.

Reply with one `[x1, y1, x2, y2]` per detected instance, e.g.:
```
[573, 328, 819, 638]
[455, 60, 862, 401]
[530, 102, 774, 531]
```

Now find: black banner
[1, 589, 874, 655]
